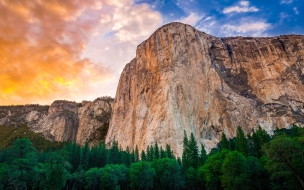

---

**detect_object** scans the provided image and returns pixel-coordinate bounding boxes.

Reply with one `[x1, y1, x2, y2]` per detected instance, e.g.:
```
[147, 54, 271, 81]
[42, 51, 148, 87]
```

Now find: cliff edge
[106, 22, 304, 156]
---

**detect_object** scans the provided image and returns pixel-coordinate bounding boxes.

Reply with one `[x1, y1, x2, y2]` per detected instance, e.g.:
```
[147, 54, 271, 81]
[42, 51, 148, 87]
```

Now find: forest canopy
[1, 125, 304, 189]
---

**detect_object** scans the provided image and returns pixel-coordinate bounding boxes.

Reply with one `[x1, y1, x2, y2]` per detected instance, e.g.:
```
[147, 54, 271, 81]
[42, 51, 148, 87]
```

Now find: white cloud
[222, 20, 271, 36]
[294, 7, 299, 14]
[197, 21, 215, 35]
[279, 12, 289, 22]
[81, 0, 163, 98]
[177, 12, 203, 26]
[223, 1, 259, 14]
[203, 16, 212, 22]
[281, 0, 293, 4]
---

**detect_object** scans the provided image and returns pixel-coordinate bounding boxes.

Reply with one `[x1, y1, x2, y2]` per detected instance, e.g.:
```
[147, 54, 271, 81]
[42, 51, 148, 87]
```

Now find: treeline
[0, 125, 65, 151]
[0, 125, 304, 189]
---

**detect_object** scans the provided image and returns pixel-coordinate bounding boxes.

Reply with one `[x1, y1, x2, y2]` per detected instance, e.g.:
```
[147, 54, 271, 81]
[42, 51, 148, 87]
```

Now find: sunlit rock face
[32, 97, 113, 145]
[0, 97, 113, 145]
[106, 22, 304, 156]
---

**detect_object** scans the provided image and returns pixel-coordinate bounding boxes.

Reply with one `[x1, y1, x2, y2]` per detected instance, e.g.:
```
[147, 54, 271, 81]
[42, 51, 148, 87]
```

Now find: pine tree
[160, 146, 166, 158]
[80, 142, 89, 170]
[235, 126, 249, 156]
[198, 144, 207, 167]
[154, 143, 159, 160]
[182, 130, 190, 169]
[129, 162, 155, 189]
[146, 145, 151, 161]
[141, 150, 147, 161]
[188, 133, 199, 169]
[109, 140, 120, 164]
[221, 133, 230, 150]
[134, 145, 139, 162]
[147, 145, 154, 161]
[221, 151, 251, 190]
[182, 131, 199, 169]
[124, 147, 131, 167]
[165, 144, 173, 159]
[97, 142, 108, 167]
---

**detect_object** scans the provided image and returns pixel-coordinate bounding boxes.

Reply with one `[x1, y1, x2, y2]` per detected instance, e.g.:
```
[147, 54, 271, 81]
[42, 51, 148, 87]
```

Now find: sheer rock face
[0, 97, 113, 145]
[106, 22, 304, 156]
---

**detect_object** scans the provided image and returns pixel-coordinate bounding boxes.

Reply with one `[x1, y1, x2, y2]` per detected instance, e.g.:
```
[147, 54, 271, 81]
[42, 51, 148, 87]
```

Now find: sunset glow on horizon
[0, 0, 162, 105]
[0, 0, 303, 105]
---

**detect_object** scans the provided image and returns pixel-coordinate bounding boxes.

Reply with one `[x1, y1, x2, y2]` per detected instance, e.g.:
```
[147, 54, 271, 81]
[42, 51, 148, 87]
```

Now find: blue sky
[85, 0, 304, 102]
[0, 0, 303, 104]
[136, 0, 303, 36]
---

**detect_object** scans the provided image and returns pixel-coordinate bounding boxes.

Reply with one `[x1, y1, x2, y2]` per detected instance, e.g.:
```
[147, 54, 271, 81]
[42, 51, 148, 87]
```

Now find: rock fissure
[106, 22, 304, 156]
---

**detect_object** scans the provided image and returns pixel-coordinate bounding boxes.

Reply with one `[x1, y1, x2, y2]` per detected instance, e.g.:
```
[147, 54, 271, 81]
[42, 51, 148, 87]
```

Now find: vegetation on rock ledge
[1, 125, 304, 189]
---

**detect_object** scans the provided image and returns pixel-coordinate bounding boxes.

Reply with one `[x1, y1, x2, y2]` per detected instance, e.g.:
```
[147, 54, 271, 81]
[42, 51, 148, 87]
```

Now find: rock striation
[0, 97, 113, 145]
[106, 22, 304, 156]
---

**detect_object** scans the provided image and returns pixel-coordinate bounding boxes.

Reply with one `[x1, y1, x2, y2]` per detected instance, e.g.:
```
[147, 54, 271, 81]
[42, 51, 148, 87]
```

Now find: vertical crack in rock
[106, 22, 304, 156]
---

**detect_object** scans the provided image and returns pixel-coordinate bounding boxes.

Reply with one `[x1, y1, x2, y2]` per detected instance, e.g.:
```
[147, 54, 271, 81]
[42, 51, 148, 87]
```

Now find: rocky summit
[0, 97, 113, 146]
[106, 22, 304, 156]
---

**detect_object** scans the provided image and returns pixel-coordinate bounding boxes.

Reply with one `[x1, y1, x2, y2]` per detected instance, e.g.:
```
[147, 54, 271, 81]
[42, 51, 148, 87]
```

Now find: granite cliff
[106, 22, 304, 156]
[0, 97, 113, 145]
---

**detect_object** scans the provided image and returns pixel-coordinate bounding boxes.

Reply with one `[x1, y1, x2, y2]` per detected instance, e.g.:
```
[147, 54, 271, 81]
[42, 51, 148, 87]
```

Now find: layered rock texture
[0, 97, 113, 145]
[106, 22, 304, 156]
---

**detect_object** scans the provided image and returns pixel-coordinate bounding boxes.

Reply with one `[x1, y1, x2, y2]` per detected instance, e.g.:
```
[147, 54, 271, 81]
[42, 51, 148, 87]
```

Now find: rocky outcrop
[76, 98, 112, 145]
[0, 97, 113, 145]
[106, 22, 304, 156]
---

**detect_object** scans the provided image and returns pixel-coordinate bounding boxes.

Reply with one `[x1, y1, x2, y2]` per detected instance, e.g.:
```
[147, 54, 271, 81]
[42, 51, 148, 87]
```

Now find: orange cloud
[0, 0, 111, 105]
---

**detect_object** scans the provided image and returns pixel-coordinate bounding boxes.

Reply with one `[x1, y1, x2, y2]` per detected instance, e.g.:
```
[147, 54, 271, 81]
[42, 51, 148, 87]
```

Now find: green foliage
[203, 150, 228, 190]
[80, 142, 90, 170]
[263, 136, 304, 189]
[109, 141, 121, 164]
[101, 164, 129, 190]
[221, 151, 250, 190]
[246, 156, 268, 190]
[129, 161, 155, 190]
[160, 146, 166, 159]
[1, 125, 304, 190]
[182, 131, 199, 170]
[134, 145, 140, 162]
[0, 138, 39, 189]
[44, 151, 71, 190]
[165, 144, 174, 159]
[85, 167, 103, 189]
[141, 150, 147, 161]
[198, 144, 207, 167]
[154, 143, 159, 160]
[235, 126, 249, 156]
[185, 167, 199, 189]
[197, 166, 206, 189]
[249, 126, 271, 158]
[221, 133, 230, 150]
[0, 125, 65, 151]
[151, 158, 184, 190]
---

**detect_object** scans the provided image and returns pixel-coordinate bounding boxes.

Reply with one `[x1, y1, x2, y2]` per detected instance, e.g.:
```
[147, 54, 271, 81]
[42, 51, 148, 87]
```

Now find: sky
[0, 0, 303, 105]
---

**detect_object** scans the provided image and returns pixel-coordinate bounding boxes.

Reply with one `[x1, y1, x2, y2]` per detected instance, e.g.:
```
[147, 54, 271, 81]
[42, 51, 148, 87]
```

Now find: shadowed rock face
[106, 22, 304, 156]
[0, 97, 113, 146]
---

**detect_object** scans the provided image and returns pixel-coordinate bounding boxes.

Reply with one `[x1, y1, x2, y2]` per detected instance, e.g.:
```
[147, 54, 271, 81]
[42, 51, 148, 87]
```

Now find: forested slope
[1, 125, 304, 189]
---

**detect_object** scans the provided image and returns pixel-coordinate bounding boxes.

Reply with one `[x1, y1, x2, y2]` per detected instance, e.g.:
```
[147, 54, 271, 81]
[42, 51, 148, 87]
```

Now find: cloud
[222, 20, 271, 36]
[223, 1, 259, 14]
[0, 0, 162, 105]
[281, 0, 293, 4]
[294, 7, 299, 14]
[279, 12, 289, 22]
[177, 12, 203, 26]
[81, 0, 163, 97]
[196, 16, 216, 34]
[110, 4, 162, 43]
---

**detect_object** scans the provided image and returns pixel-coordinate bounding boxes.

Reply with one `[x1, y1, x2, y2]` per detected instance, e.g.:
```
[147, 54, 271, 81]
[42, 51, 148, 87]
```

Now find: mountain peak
[106, 23, 304, 156]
